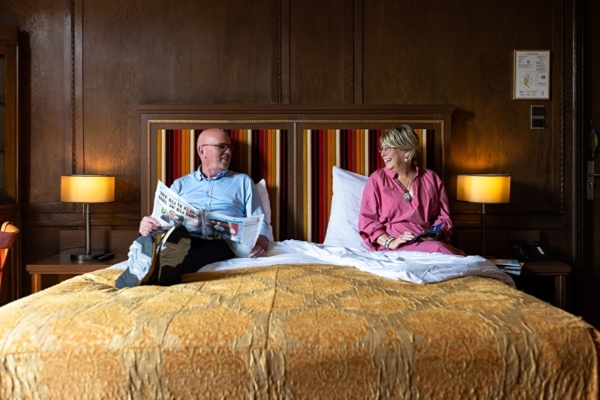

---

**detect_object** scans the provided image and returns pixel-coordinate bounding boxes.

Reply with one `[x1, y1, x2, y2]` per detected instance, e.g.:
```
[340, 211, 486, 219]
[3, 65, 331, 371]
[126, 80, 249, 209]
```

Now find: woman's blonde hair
[380, 125, 419, 162]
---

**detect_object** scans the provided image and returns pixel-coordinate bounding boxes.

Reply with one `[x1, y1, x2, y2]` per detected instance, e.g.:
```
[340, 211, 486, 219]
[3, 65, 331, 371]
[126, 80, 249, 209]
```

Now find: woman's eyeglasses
[379, 147, 410, 154]
[202, 143, 233, 152]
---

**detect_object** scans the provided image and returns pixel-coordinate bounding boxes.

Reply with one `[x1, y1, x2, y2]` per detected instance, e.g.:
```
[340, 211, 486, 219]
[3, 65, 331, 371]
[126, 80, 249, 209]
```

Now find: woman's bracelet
[383, 236, 395, 250]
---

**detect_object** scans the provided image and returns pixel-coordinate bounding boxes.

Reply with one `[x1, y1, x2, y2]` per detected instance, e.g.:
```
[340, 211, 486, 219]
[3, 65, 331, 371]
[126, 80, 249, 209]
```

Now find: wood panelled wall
[581, 0, 600, 329]
[1, 0, 597, 325]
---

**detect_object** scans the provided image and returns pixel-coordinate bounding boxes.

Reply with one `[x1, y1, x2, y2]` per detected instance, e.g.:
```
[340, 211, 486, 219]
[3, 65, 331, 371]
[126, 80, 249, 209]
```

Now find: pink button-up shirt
[359, 166, 461, 254]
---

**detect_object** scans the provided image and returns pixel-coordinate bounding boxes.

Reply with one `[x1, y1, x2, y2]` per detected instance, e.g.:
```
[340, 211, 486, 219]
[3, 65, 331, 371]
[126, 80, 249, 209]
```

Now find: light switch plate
[531, 105, 545, 129]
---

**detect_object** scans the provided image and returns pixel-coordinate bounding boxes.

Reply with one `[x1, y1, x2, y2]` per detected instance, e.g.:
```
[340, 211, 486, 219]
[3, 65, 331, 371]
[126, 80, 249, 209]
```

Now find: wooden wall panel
[362, 0, 562, 220]
[0, 0, 73, 302]
[580, 0, 600, 329]
[289, 0, 350, 104]
[0, 0, 73, 203]
[81, 0, 280, 202]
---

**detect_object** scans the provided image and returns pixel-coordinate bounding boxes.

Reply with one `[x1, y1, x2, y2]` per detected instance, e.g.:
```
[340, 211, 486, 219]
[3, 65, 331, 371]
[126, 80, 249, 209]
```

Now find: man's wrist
[257, 235, 269, 251]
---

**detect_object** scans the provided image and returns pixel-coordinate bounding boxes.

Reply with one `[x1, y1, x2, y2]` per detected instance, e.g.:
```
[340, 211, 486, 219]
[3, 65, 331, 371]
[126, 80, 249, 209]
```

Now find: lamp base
[70, 250, 105, 261]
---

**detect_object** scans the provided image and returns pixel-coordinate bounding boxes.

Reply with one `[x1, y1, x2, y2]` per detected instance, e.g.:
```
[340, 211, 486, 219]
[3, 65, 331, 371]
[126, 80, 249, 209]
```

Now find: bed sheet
[112, 239, 515, 287]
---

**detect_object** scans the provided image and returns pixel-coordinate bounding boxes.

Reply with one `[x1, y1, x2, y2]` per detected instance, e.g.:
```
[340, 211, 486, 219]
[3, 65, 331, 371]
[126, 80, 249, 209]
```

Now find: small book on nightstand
[489, 259, 523, 276]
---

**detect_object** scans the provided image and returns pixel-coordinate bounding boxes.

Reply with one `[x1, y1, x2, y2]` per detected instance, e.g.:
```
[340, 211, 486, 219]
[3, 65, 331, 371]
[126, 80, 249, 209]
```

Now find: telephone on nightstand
[512, 240, 551, 262]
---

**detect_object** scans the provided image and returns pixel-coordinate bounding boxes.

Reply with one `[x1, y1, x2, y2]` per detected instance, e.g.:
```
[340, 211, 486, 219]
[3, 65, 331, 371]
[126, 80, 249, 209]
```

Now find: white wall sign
[513, 50, 551, 100]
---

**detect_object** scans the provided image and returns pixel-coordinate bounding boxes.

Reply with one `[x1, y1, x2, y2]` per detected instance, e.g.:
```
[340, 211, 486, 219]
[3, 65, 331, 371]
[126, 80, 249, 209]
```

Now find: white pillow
[323, 166, 370, 250]
[255, 179, 275, 241]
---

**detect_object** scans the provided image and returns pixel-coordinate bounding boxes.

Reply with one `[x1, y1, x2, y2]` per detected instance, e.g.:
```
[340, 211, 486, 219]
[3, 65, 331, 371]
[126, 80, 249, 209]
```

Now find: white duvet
[111, 239, 515, 287]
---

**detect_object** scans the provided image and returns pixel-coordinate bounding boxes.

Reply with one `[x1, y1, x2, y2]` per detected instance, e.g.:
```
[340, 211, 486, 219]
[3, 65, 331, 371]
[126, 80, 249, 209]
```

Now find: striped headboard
[140, 105, 453, 243]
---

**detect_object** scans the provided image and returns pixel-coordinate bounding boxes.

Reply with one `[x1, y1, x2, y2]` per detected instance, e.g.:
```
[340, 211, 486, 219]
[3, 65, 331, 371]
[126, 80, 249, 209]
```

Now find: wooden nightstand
[26, 251, 128, 293]
[24, 229, 138, 294]
[457, 230, 571, 310]
[519, 260, 571, 310]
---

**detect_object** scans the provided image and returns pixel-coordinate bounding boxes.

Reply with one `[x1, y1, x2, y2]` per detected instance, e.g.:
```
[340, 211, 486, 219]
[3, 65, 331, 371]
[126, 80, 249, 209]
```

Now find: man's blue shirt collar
[194, 165, 229, 181]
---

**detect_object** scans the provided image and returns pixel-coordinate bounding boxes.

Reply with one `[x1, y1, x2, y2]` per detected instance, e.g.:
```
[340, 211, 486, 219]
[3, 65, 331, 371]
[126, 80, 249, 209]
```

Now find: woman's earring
[404, 157, 409, 163]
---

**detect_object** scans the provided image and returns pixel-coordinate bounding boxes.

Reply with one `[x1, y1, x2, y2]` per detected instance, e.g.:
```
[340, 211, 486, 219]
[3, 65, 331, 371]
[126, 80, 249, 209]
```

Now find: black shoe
[156, 224, 192, 286]
[136, 229, 167, 286]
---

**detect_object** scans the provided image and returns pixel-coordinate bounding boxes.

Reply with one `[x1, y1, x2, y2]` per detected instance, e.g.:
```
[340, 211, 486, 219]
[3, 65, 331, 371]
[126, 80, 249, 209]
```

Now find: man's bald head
[197, 128, 229, 148]
[196, 129, 232, 178]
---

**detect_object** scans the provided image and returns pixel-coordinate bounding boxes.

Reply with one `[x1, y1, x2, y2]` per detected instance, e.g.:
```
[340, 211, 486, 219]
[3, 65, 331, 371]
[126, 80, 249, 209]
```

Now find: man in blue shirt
[116, 128, 269, 288]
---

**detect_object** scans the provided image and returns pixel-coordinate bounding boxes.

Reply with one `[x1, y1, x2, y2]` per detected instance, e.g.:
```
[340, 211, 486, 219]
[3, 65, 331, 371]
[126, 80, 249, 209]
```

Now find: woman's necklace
[396, 171, 414, 202]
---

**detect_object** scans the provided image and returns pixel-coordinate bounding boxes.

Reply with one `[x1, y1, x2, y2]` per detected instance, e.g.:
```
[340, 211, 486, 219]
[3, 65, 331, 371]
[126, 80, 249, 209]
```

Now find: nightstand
[519, 260, 571, 310]
[26, 251, 127, 293]
[456, 230, 571, 310]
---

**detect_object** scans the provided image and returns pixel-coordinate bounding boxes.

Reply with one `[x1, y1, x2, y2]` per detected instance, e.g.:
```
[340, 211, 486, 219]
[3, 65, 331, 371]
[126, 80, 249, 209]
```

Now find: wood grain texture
[59, 229, 138, 253]
[5, 1, 569, 217]
[80, 0, 279, 203]
[579, 0, 600, 328]
[289, 0, 349, 104]
[10, 0, 74, 203]
[0, 25, 20, 304]
[362, 0, 561, 217]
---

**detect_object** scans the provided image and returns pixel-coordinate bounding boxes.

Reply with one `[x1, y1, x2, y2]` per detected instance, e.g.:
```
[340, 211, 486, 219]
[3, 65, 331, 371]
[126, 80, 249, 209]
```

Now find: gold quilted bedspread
[0, 264, 598, 399]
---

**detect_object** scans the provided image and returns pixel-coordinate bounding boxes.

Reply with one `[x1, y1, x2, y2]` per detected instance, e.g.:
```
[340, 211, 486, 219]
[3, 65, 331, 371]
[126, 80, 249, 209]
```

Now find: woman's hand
[388, 231, 415, 250]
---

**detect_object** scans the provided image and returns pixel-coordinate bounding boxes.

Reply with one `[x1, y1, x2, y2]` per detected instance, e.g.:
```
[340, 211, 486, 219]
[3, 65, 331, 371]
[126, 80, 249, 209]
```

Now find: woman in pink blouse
[358, 125, 465, 255]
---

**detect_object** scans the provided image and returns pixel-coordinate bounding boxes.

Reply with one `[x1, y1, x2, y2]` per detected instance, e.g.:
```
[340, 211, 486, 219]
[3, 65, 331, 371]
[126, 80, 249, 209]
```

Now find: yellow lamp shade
[61, 175, 115, 203]
[457, 174, 511, 204]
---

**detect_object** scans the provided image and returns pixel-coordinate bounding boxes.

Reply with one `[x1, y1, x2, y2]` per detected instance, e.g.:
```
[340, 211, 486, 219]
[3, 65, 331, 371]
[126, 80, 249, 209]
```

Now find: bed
[1, 105, 599, 399]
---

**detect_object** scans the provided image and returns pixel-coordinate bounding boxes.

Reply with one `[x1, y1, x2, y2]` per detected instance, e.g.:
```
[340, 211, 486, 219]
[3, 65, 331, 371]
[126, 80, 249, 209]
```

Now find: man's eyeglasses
[202, 143, 233, 152]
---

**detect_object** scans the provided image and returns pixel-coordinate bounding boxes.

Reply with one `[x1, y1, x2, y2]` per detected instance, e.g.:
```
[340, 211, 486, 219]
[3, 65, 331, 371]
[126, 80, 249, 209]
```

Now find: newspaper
[151, 181, 264, 258]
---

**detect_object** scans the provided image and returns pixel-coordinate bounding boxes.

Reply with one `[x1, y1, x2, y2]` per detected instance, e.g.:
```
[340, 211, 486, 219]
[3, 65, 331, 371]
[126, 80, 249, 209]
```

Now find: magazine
[151, 181, 264, 258]
[489, 258, 522, 268]
[489, 258, 523, 276]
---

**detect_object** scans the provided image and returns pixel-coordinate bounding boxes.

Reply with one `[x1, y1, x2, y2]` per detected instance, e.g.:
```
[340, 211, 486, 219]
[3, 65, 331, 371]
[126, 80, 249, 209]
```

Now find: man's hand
[248, 235, 268, 258]
[139, 216, 162, 236]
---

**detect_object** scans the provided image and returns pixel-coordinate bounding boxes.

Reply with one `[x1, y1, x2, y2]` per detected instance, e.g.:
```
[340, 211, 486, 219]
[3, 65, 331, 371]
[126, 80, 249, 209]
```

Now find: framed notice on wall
[513, 50, 551, 100]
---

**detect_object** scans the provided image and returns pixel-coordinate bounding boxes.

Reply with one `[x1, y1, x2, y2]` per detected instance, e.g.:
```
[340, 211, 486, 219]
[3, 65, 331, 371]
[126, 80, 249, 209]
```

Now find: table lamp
[457, 174, 511, 257]
[61, 175, 115, 260]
